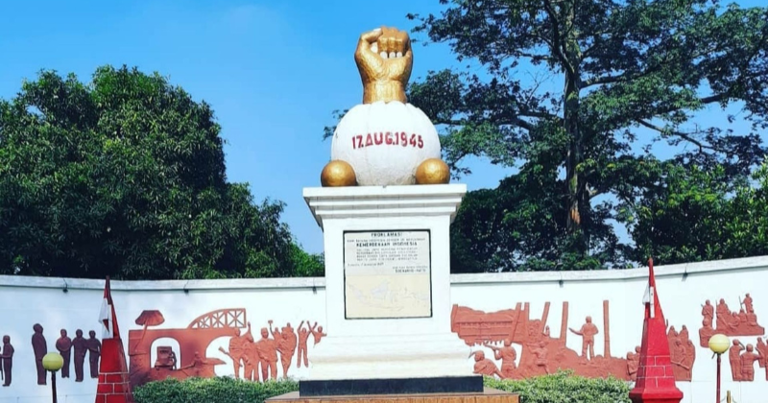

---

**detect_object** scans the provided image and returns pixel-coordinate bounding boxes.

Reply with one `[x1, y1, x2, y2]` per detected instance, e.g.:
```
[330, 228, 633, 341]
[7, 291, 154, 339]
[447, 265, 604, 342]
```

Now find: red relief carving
[454, 299, 698, 383]
[626, 346, 641, 381]
[626, 325, 696, 383]
[699, 294, 765, 347]
[297, 321, 311, 368]
[453, 301, 631, 380]
[667, 325, 695, 381]
[569, 316, 599, 360]
[127, 310, 323, 390]
[485, 340, 517, 378]
[256, 326, 279, 381]
[728, 338, 768, 382]
[469, 351, 502, 378]
[271, 322, 298, 378]
[757, 337, 768, 370]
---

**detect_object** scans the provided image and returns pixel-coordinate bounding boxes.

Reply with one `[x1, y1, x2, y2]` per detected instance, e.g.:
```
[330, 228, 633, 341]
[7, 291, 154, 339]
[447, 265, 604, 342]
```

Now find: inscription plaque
[343, 230, 432, 319]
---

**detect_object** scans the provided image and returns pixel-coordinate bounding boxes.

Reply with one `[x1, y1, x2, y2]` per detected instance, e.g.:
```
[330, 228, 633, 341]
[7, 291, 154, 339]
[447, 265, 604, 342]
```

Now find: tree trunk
[562, 2, 588, 255]
[564, 74, 583, 233]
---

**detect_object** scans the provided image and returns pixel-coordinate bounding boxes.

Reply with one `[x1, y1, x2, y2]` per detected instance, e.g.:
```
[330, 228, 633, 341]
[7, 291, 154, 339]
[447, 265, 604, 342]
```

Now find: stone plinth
[303, 184, 471, 380]
[267, 388, 519, 403]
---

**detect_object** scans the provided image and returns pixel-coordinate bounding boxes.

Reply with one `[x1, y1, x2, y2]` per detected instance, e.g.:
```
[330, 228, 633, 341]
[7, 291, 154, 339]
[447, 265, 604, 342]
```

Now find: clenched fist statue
[354, 26, 413, 104]
[322, 25, 448, 187]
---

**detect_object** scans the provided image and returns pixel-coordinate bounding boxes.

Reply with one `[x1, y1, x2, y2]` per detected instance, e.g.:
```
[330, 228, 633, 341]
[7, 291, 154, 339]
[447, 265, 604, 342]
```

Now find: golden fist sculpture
[354, 26, 413, 104]
[320, 26, 452, 188]
[415, 158, 451, 185]
[321, 160, 357, 187]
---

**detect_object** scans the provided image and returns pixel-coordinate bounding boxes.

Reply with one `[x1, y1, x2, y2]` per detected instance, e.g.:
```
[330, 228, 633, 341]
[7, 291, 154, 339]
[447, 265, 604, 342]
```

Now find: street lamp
[709, 333, 730, 403]
[42, 352, 64, 403]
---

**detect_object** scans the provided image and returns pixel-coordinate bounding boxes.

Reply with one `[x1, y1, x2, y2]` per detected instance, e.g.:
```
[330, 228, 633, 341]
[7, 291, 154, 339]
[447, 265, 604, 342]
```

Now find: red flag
[98, 277, 120, 339]
[643, 258, 664, 321]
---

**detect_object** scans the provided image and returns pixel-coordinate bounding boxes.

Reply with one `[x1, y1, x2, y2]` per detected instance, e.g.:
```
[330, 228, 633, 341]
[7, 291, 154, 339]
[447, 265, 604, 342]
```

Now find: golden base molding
[266, 387, 520, 403]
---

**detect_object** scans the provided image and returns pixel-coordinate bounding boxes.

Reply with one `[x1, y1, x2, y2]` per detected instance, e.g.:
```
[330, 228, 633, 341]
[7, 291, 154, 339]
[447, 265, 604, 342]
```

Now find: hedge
[134, 371, 631, 403]
[133, 377, 299, 403]
[487, 371, 632, 403]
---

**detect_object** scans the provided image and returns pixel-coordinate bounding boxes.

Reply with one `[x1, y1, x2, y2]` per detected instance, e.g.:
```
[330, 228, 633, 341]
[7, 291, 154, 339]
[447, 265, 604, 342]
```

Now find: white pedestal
[303, 184, 472, 380]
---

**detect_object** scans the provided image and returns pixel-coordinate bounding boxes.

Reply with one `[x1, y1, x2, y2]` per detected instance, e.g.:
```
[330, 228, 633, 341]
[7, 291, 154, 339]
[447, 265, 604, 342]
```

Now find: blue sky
[1, 0, 764, 255]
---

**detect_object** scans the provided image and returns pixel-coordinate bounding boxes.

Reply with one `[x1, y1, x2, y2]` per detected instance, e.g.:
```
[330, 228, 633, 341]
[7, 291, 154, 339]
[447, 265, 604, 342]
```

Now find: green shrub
[485, 370, 632, 403]
[133, 376, 299, 403]
[134, 371, 631, 403]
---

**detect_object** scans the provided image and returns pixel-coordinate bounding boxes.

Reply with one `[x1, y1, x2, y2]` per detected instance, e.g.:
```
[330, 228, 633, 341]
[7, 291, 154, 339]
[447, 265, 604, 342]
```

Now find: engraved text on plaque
[343, 230, 432, 319]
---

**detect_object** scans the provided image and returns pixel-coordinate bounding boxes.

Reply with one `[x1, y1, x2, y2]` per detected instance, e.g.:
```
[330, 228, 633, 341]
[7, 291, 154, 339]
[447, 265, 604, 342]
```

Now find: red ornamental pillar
[95, 277, 134, 403]
[628, 258, 684, 403]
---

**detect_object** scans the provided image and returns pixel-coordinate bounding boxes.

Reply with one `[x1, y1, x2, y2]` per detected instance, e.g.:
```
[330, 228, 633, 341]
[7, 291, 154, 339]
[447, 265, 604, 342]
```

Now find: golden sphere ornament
[321, 160, 357, 187]
[415, 158, 450, 185]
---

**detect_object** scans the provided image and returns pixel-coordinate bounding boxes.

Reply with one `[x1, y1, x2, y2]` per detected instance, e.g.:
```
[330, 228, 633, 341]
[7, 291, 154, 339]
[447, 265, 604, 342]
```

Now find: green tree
[0, 66, 313, 279]
[629, 162, 768, 264]
[289, 243, 325, 277]
[724, 163, 768, 259]
[385, 0, 767, 270]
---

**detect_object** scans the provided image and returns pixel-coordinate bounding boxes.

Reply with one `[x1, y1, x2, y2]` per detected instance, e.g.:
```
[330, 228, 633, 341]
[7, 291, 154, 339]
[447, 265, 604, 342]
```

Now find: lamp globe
[42, 352, 64, 372]
[709, 334, 730, 354]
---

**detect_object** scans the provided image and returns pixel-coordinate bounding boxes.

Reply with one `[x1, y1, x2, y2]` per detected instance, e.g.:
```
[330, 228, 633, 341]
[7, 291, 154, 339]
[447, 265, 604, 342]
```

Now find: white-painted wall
[1, 256, 767, 403]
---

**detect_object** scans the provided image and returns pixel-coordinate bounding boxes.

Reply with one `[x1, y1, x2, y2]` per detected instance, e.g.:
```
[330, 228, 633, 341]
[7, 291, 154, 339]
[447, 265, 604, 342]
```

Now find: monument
[268, 27, 518, 403]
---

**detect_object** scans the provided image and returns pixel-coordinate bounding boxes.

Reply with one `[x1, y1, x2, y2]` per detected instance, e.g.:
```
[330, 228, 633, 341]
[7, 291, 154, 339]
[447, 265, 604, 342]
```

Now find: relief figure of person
[227, 322, 252, 379]
[485, 339, 516, 378]
[297, 321, 310, 368]
[269, 321, 292, 378]
[283, 323, 297, 354]
[243, 341, 258, 381]
[72, 329, 87, 382]
[241, 323, 257, 381]
[256, 327, 278, 381]
[700, 317, 714, 346]
[86, 331, 101, 378]
[740, 344, 762, 382]
[310, 322, 327, 346]
[702, 300, 714, 323]
[55, 329, 72, 378]
[744, 293, 754, 313]
[680, 326, 695, 378]
[626, 346, 641, 381]
[281, 322, 297, 376]
[1, 336, 14, 387]
[569, 316, 599, 360]
[470, 351, 502, 378]
[31, 324, 47, 385]
[730, 339, 745, 381]
[532, 340, 550, 374]
[670, 338, 691, 380]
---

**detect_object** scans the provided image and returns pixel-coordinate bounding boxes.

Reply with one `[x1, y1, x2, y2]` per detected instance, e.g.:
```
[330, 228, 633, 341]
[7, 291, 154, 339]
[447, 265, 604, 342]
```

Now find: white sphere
[331, 101, 441, 186]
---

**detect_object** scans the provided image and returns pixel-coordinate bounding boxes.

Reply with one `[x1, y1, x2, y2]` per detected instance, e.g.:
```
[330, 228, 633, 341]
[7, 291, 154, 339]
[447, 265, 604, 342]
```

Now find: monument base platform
[306, 333, 471, 380]
[267, 388, 519, 403]
[299, 375, 483, 397]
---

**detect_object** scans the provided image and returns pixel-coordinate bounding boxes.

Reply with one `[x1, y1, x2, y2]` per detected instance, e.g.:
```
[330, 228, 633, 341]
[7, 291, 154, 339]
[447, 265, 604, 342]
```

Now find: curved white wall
[1, 256, 767, 402]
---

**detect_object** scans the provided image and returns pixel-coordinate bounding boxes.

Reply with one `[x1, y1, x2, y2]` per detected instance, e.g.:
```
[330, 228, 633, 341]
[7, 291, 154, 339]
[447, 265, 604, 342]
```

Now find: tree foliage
[0, 66, 316, 279]
[385, 0, 768, 271]
[629, 162, 768, 264]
